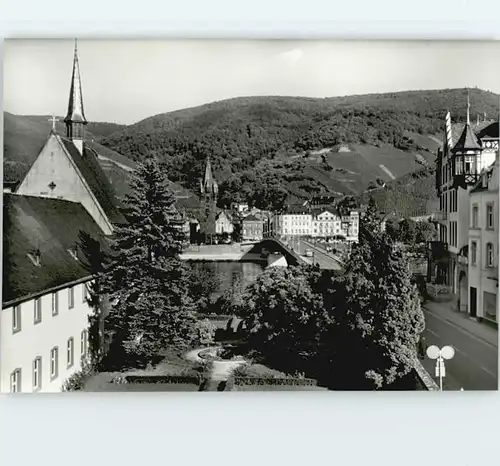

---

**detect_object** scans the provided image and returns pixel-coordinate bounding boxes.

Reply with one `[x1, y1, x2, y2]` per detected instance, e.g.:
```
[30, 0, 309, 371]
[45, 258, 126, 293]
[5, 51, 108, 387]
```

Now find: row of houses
[427, 99, 498, 324]
[200, 206, 360, 243]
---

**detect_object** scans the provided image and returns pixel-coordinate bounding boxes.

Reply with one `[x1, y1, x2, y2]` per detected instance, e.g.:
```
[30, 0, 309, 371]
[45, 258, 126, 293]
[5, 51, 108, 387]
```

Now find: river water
[190, 261, 265, 299]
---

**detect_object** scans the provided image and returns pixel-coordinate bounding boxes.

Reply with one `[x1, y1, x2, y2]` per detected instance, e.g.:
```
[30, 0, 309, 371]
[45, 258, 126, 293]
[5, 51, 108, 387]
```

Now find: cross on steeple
[48, 114, 59, 131]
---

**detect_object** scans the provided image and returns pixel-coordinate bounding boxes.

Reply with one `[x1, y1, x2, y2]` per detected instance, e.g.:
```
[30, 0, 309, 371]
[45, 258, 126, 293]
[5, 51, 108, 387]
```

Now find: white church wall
[16, 135, 113, 235]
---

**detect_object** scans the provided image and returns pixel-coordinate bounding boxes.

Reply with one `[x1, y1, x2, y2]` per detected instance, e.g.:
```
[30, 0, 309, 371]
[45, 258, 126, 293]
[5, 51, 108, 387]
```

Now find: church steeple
[200, 156, 218, 200]
[64, 39, 87, 154]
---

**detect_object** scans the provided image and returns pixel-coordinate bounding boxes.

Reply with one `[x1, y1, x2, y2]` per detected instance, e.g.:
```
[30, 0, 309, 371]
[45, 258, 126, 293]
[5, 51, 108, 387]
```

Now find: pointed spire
[64, 39, 87, 125]
[452, 89, 481, 153]
[201, 156, 218, 197]
[466, 89, 471, 125]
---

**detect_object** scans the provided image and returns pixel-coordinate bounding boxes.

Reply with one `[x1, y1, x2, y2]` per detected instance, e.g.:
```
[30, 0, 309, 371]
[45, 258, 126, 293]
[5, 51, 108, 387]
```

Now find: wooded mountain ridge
[4, 88, 499, 216]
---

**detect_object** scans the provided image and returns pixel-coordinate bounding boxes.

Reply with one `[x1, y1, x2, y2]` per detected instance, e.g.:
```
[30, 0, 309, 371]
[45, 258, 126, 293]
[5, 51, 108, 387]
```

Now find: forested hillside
[98, 88, 499, 210]
[5, 88, 498, 215]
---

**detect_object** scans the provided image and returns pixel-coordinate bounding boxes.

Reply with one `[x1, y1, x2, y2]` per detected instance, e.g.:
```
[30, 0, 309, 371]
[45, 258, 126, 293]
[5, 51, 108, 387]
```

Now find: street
[421, 306, 498, 390]
[293, 238, 343, 270]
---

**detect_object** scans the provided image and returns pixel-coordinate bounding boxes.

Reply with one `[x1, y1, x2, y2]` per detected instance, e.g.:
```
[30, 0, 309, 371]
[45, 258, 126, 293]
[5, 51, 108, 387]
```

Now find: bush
[196, 319, 216, 346]
[61, 361, 94, 391]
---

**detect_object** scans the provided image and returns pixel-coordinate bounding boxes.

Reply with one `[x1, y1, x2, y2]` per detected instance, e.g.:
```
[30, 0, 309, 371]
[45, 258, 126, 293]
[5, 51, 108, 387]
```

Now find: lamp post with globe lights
[426, 345, 455, 391]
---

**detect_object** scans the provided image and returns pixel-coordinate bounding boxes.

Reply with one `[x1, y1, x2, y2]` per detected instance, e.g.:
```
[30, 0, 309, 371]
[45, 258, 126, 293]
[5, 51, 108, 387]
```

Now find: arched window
[486, 243, 494, 268]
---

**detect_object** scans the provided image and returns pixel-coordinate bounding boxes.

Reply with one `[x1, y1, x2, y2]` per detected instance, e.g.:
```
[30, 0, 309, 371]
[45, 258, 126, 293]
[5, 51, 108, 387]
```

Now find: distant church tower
[200, 156, 218, 206]
[64, 40, 87, 155]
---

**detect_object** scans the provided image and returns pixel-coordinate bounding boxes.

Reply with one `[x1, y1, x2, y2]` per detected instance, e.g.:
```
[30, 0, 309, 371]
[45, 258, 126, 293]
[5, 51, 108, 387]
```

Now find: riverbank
[180, 243, 260, 262]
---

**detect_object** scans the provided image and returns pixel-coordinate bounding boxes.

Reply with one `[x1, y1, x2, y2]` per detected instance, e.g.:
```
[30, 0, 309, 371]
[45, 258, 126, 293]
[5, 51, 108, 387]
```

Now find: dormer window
[68, 245, 79, 260]
[27, 250, 41, 267]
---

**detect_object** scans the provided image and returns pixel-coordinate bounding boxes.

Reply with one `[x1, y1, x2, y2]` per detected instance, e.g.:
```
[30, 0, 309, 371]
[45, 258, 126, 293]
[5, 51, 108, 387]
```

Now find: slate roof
[477, 122, 499, 140]
[470, 159, 498, 194]
[311, 208, 336, 217]
[449, 121, 492, 147]
[64, 44, 87, 124]
[451, 122, 482, 153]
[242, 214, 261, 223]
[2, 194, 110, 306]
[59, 136, 125, 224]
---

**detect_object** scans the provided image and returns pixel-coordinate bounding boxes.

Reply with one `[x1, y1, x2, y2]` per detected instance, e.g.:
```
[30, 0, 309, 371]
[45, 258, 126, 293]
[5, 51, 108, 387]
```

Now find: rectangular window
[471, 241, 477, 265]
[68, 287, 74, 309]
[82, 283, 88, 303]
[67, 338, 74, 368]
[33, 357, 42, 391]
[50, 347, 59, 380]
[34, 298, 42, 324]
[81, 330, 88, 359]
[52, 292, 59, 316]
[486, 204, 494, 229]
[472, 205, 479, 228]
[11, 369, 21, 393]
[12, 305, 21, 333]
[486, 243, 494, 268]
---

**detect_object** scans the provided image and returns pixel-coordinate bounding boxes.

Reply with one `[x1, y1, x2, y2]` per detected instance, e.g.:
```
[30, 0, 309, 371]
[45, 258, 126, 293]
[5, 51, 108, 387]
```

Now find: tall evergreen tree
[102, 157, 197, 363]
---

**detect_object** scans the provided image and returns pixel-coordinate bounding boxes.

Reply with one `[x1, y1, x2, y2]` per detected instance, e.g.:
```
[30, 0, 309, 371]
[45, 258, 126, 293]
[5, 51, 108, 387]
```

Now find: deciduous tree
[332, 232, 425, 389]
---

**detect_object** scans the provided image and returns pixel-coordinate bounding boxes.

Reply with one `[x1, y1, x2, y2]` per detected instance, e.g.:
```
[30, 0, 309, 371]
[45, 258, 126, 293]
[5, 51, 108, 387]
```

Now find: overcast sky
[4, 39, 500, 125]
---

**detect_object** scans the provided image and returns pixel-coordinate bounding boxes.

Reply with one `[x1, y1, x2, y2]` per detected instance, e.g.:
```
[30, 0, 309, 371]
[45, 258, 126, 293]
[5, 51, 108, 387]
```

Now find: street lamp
[426, 345, 455, 391]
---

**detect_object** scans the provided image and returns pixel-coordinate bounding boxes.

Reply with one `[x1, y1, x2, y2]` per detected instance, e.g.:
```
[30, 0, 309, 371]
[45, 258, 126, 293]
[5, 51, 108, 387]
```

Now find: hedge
[233, 377, 317, 387]
[124, 374, 202, 385]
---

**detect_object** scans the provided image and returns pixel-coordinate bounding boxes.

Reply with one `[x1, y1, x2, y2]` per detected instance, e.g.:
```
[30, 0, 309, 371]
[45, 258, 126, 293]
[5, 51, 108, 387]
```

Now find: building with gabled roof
[2, 41, 118, 392]
[15, 41, 123, 235]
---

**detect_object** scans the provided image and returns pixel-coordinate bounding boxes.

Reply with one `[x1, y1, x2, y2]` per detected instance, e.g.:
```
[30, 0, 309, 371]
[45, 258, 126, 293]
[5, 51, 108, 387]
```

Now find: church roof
[451, 122, 482, 153]
[64, 42, 87, 124]
[59, 136, 125, 224]
[2, 194, 109, 307]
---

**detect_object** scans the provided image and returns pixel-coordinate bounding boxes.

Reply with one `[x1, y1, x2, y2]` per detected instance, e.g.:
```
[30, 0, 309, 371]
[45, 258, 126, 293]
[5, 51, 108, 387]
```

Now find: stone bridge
[180, 238, 343, 271]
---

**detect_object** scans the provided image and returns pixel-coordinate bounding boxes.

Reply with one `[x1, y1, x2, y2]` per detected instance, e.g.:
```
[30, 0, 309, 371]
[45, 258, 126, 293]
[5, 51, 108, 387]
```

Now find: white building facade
[1, 282, 92, 393]
[468, 159, 498, 322]
[272, 208, 359, 241]
[215, 211, 234, 235]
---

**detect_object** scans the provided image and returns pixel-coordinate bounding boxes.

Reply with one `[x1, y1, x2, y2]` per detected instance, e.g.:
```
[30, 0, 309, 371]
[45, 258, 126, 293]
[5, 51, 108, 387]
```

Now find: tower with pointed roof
[200, 156, 218, 204]
[16, 40, 122, 236]
[450, 91, 483, 188]
[64, 40, 87, 155]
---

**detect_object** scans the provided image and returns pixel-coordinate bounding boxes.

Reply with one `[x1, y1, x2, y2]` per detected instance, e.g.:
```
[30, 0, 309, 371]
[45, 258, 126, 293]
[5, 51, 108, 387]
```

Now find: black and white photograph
[2, 39, 498, 393]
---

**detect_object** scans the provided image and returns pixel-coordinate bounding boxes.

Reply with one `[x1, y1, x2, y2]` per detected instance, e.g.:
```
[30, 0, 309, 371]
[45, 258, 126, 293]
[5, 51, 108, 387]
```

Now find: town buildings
[242, 214, 264, 241]
[272, 207, 359, 241]
[1, 42, 117, 392]
[429, 97, 498, 321]
[215, 211, 234, 236]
